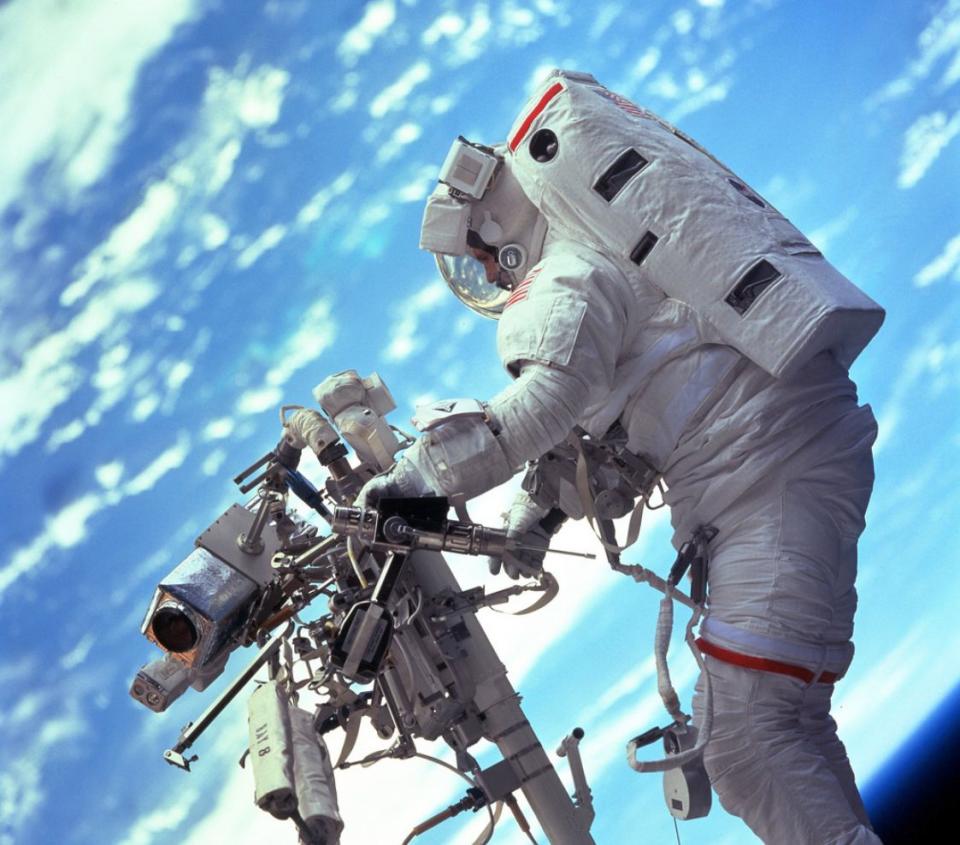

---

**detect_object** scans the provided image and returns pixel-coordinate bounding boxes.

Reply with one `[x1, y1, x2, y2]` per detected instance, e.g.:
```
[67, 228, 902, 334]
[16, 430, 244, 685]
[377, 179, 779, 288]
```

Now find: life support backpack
[505, 69, 884, 379]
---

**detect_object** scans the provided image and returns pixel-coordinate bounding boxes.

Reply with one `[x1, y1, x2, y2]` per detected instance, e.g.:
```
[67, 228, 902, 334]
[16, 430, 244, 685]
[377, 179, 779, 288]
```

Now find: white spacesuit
[356, 70, 884, 844]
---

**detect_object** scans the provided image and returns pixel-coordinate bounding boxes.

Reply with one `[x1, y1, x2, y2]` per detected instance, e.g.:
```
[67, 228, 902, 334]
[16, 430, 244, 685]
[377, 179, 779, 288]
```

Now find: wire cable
[398, 751, 500, 845]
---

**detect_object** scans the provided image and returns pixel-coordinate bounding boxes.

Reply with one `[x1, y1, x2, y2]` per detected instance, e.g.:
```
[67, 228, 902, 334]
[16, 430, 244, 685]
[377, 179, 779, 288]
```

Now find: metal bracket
[162, 627, 289, 771]
[557, 728, 595, 828]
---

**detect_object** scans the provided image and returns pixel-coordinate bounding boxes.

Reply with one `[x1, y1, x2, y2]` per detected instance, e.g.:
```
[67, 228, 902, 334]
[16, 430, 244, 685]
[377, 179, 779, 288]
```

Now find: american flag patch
[593, 87, 645, 118]
[504, 267, 542, 309]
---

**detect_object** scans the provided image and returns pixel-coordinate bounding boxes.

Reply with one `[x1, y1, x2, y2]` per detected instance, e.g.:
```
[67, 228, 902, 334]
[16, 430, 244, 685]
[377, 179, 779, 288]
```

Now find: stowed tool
[627, 721, 711, 821]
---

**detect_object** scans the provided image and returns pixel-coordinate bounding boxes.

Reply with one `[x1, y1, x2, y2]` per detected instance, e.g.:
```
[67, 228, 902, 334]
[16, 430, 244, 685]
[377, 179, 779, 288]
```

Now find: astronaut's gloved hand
[355, 456, 434, 512]
[489, 491, 552, 579]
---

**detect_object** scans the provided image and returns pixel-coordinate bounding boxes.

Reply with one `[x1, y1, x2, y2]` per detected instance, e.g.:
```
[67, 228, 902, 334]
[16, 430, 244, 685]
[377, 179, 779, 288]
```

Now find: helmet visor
[436, 253, 510, 319]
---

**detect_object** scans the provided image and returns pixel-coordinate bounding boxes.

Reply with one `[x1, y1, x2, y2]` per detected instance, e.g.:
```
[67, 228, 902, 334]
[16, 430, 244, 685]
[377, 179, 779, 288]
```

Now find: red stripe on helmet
[509, 82, 564, 152]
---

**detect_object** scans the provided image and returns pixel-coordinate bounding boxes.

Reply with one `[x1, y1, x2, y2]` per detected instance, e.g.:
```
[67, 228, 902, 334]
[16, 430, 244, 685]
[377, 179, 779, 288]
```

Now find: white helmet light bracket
[438, 136, 501, 200]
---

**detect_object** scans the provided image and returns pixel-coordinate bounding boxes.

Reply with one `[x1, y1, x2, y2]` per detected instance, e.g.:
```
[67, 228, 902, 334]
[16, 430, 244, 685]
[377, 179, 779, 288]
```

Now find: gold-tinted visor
[436, 253, 510, 320]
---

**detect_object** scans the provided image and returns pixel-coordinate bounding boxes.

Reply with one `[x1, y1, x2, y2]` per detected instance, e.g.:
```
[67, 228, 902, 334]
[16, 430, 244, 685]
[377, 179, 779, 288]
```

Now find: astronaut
[354, 70, 884, 844]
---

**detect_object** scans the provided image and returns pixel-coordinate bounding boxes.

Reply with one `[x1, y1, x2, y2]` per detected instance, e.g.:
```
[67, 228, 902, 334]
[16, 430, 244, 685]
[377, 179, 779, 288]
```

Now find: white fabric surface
[412, 74, 884, 839]
[490, 238, 880, 842]
[505, 70, 885, 378]
[689, 409, 879, 843]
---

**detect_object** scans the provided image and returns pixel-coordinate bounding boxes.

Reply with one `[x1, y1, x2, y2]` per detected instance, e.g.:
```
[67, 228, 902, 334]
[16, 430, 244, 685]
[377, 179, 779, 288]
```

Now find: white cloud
[3, 58, 295, 462]
[447, 4, 493, 66]
[382, 280, 449, 362]
[338, 0, 397, 65]
[668, 79, 731, 122]
[897, 109, 960, 188]
[503, 4, 535, 28]
[199, 213, 230, 250]
[832, 621, 951, 780]
[421, 12, 465, 45]
[0, 0, 197, 217]
[576, 656, 658, 726]
[209, 139, 242, 194]
[526, 62, 559, 95]
[578, 659, 699, 784]
[672, 8, 695, 35]
[647, 72, 682, 100]
[190, 63, 290, 192]
[95, 461, 125, 489]
[369, 61, 431, 118]
[0, 278, 159, 460]
[48, 494, 107, 549]
[59, 634, 96, 670]
[687, 67, 708, 92]
[0, 710, 87, 843]
[117, 788, 201, 845]
[236, 386, 284, 416]
[431, 94, 457, 114]
[496, 1, 550, 47]
[131, 393, 162, 423]
[375, 122, 423, 164]
[123, 434, 192, 496]
[395, 165, 439, 203]
[871, 307, 960, 452]
[93, 343, 132, 391]
[234, 66, 290, 129]
[0, 432, 190, 601]
[166, 360, 194, 392]
[632, 48, 661, 82]
[329, 74, 360, 114]
[129, 63, 291, 243]
[834, 628, 922, 738]
[202, 417, 236, 440]
[235, 223, 288, 269]
[807, 206, 859, 254]
[914, 231, 960, 286]
[296, 171, 357, 227]
[261, 298, 338, 389]
[867, 0, 960, 108]
[589, 4, 622, 41]
[455, 497, 672, 687]
[62, 181, 180, 305]
[201, 448, 228, 477]
[46, 420, 87, 451]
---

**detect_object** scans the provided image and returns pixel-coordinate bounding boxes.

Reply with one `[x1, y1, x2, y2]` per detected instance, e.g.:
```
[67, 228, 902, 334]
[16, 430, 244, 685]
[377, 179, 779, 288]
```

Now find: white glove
[489, 491, 552, 580]
[354, 456, 433, 512]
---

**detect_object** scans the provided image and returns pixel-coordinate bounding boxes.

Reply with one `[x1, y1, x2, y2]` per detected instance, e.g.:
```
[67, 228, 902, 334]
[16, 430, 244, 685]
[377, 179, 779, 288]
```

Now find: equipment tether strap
[570, 434, 648, 554]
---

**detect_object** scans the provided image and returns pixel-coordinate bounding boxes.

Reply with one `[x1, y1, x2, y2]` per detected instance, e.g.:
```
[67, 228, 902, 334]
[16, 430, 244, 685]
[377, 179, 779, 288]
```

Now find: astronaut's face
[469, 247, 500, 283]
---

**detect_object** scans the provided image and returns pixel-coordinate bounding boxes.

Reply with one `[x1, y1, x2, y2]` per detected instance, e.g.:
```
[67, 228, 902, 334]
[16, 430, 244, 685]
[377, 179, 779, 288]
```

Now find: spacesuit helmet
[419, 136, 547, 319]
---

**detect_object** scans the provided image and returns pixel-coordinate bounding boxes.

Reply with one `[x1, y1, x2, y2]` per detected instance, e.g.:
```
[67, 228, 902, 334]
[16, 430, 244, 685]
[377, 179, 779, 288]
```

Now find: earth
[1, 1, 959, 843]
